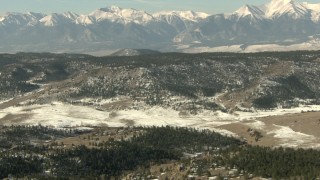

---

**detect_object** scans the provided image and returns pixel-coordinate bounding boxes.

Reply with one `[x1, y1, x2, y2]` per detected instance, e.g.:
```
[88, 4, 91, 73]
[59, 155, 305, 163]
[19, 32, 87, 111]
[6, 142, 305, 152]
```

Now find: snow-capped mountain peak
[234, 5, 265, 20]
[26, 12, 46, 19]
[40, 14, 60, 26]
[62, 12, 79, 20]
[235, 5, 254, 16]
[109, 5, 122, 12]
[89, 8, 118, 22]
[1, 1, 320, 54]
[266, 0, 294, 9]
[0, 12, 42, 26]
[302, 2, 320, 22]
[302, 2, 320, 11]
[89, 6, 154, 24]
[153, 10, 209, 22]
[118, 8, 154, 23]
[174, 10, 209, 21]
[40, 12, 78, 26]
[265, 0, 309, 19]
[98, 5, 122, 13]
[75, 15, 95, 25]
[270, 0, 293, 5]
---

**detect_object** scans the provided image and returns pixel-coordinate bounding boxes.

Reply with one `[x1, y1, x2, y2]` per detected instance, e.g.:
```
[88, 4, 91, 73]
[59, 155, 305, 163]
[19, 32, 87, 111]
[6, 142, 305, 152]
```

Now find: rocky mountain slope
[1, 0, 320, 54]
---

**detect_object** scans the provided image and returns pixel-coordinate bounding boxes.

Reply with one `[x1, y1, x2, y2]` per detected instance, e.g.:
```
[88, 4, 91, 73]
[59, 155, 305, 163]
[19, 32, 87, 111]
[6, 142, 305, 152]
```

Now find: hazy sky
[0, 0, 319, 15]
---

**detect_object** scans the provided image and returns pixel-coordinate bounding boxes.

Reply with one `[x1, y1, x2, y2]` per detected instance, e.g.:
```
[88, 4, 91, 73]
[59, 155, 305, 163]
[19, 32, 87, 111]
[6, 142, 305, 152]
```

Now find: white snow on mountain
[302, 2, 320, 22]
[233, 5, 265, 20]
[1, 0, 320, 53]
[153, 10, 209, 22]
[62, 12, 79, 20]
[89, 7, 122, 23]
[232, 0, 320, 21]
[88, 6, 154, 24]
[0, 12, 43, 26]
[40, 12, 79, 26]
[264, 0, 310, 19]
[75, 15, 95, 25]
[302, 2, 320, 11]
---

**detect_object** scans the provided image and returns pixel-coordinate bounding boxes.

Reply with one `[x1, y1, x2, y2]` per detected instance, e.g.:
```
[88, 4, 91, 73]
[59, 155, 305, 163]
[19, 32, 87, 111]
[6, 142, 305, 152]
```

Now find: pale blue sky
[0, 0, 319, 15]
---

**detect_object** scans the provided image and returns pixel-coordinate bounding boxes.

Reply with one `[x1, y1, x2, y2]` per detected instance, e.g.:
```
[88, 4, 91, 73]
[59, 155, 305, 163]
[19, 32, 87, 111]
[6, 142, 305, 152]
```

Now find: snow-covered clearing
[0, 101, 319, 129]
[1, 101, 320, 148]
[234, 105, 320, 120]
[268, 125, 317, 148]
[0, 102, 238, 129]
[183, 39, 320, 53]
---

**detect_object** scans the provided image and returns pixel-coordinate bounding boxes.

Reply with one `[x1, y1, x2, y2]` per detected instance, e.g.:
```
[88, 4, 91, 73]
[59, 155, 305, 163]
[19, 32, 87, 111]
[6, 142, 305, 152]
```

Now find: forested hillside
[1, 126, 320, 179]
[0, 51, 320, 112]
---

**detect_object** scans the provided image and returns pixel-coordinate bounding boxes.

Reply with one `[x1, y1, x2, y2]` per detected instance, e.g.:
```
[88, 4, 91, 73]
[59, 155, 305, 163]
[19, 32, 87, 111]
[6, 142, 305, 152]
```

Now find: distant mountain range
[1, 0, 320, 55]
[110, 49, 161, 56]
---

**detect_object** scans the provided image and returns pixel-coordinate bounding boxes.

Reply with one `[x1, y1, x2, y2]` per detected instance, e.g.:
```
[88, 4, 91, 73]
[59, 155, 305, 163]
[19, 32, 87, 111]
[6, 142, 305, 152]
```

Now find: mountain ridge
[1, 0, 320, 54]
[110, 48, 161, 56]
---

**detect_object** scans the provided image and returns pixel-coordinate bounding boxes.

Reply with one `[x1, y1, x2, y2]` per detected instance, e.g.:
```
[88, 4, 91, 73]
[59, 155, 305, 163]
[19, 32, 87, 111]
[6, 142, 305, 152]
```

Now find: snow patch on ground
[71, 96, 129, 105]
[268, 125, 316, 148]
[244, 120, 266, 130]
[183, 40, 320, 53]
[234, 105, 320, 120]
[0, 98, 13, 104]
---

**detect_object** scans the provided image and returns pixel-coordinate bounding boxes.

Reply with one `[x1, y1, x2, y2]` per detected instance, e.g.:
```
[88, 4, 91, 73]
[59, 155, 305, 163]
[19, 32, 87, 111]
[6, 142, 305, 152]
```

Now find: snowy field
[0, 102, 238, 129]
[1, 100, 320, 148]
[268, 125, 319, 148]
[183, 38, 320, 53]
[234, 105, 320, 120]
